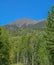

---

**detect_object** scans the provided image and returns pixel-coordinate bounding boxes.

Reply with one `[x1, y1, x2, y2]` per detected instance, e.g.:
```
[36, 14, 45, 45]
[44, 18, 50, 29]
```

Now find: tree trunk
[17, 52, 19, 64]
[23, 54, 28, 65]
[32, 52, 34, 65]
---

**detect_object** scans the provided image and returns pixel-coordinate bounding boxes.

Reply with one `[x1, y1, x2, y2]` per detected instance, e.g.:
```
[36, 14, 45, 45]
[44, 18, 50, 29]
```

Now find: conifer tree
[45, 6, 54, 65]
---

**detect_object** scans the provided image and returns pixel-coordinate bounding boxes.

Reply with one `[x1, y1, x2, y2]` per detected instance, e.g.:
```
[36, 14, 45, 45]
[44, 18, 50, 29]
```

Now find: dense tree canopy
[0, 27, 10, 65]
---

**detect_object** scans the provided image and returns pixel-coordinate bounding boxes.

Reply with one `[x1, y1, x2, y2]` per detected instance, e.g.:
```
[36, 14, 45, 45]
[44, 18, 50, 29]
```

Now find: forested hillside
[0, 6, 54, 65]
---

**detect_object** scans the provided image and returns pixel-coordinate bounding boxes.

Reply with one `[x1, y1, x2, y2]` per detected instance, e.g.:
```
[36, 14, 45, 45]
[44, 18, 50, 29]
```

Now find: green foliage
[0, 27, 10, 65]
[45, 5, 54, 65]
[38, 36, 50, 65]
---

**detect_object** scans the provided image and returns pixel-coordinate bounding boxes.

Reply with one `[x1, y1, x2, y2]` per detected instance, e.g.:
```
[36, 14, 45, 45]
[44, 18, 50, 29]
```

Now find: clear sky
[0, 0, 54, 26]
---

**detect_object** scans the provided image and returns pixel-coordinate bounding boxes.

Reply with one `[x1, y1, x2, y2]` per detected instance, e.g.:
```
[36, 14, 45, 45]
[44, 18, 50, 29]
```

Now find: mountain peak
[5, 18, 46, 30]
[9, 18, 37, 26]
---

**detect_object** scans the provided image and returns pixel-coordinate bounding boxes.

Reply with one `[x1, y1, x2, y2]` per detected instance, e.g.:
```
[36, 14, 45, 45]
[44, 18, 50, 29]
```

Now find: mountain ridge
[5, 18, 46, 30]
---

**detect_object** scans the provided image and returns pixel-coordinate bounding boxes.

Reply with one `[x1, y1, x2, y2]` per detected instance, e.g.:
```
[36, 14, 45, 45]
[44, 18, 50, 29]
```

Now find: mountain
[5, 18, 46, 30]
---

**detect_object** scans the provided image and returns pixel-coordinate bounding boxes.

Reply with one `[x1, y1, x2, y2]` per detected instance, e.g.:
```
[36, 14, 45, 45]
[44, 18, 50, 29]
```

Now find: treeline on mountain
[0, 6, 54, 65]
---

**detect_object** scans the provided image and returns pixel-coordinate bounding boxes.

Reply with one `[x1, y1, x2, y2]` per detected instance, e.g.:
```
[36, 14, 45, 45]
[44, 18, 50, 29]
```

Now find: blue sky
[0, 0, 54, 26]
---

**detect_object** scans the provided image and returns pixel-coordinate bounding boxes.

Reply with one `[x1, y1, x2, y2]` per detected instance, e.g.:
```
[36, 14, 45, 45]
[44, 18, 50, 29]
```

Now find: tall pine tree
[45, 6, 54, 65]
